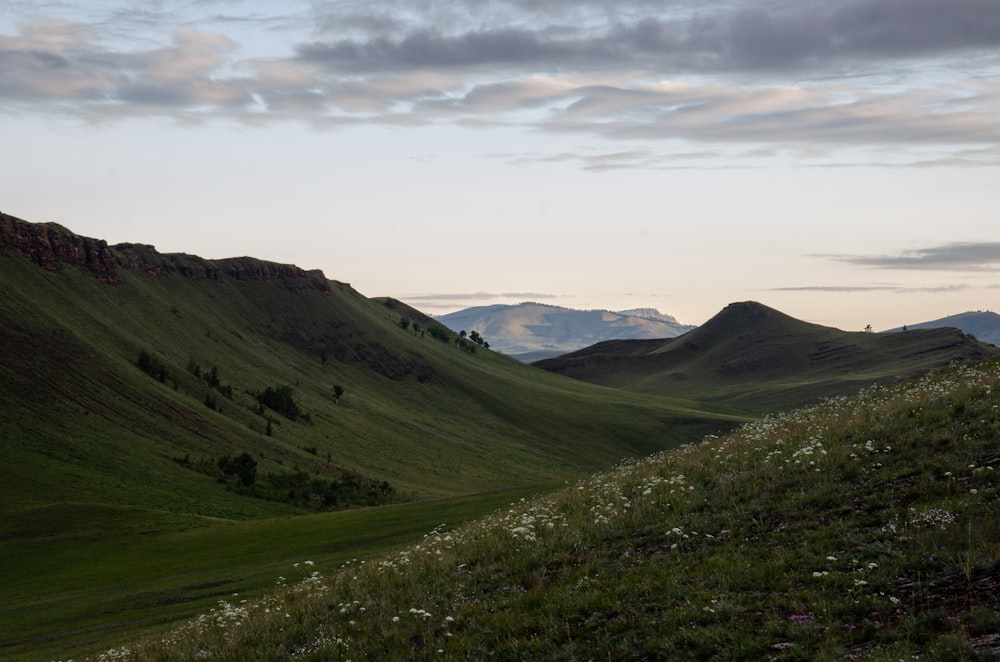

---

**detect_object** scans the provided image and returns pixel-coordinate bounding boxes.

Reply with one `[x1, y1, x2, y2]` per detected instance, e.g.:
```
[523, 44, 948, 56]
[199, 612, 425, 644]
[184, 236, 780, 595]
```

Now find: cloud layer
[830, 242, 1000, 271]
[3, 0, 999, 165]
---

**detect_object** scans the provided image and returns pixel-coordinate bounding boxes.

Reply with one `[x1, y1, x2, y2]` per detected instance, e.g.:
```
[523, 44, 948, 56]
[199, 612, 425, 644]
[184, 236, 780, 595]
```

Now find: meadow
[82, 357, 1000, 661]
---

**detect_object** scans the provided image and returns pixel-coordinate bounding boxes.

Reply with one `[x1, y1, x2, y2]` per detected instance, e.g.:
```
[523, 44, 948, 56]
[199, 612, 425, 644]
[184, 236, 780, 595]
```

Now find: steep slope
[437, 302, 694, 358]
[535, 301, 999, 412]
[889, 310, 1000, 347]
[1, 212, 736, 519]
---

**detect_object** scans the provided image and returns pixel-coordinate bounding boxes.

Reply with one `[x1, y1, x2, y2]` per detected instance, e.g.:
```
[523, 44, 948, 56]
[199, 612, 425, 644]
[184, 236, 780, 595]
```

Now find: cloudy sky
[2, 0, 998, 330]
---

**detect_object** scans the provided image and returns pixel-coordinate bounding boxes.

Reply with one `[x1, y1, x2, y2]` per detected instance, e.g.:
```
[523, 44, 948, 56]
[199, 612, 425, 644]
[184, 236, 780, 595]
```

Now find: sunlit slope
[536, 301, 999, 412]
[0, 246, 738, 519]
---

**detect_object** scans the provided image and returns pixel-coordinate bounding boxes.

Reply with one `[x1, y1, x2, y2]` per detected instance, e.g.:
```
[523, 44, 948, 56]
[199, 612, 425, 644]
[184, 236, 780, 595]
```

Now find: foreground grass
[88, 359, 1000, 660]
[0, 487, 552, 660]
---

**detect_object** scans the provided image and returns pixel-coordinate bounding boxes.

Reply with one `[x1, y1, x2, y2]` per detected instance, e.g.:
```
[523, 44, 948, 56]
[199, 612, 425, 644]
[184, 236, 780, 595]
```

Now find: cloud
[296, 0, 1000, 74]
[2, 0, 999, 167]
[771, 284, 973, 293]
[0, 19, 253, 113]
[829, 243, 1000, 271]
[402, 292, 564, 303]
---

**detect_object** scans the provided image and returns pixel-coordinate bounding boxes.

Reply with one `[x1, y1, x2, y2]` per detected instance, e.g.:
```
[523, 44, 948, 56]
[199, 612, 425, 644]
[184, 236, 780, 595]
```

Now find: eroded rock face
[0, 212, 330, 293]
[0, 213, 119, 283]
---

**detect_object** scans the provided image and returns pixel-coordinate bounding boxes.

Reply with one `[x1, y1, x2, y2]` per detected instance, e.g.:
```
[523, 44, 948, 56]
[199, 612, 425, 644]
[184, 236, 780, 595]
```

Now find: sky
[2, 0, 999, 331]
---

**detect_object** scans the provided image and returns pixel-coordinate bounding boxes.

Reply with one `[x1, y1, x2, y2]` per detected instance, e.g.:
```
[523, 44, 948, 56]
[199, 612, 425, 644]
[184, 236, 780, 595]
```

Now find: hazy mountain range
[437, 302, 695, 360]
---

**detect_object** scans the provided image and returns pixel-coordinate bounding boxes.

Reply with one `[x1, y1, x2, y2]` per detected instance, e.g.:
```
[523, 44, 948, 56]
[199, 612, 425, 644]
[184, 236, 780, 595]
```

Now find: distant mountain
[535, 301, 1000, 412]
[888, 311, 1000, 347]
[436, 302, 694, 359]
[616, 308, 682, 324]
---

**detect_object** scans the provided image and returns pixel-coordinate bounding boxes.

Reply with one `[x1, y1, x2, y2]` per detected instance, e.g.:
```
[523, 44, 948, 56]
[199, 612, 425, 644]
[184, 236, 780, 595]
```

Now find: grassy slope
[1, 253, 737, 513]
[0, 250, 741, 657]
[536, 301, 999, 413]
[113, 357, 1000, 661]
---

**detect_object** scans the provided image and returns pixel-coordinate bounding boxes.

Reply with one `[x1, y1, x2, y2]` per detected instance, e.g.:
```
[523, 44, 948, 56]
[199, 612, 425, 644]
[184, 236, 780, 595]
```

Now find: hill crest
[536, 300, 999, 411]
[0, 211, 330, 292]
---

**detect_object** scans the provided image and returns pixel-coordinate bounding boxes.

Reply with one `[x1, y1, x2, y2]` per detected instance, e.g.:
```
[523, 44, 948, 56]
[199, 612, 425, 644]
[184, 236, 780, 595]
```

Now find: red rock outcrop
[0, 212, 119, 283]
[1, 212, 330, 293]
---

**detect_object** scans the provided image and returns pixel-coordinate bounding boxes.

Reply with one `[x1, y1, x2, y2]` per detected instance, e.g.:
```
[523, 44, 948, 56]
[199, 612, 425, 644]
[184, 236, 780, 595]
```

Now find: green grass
[1, 254, 739, 515]
[0, 247, 742, 659]
[0, 486, 551, 659]
[99, 357, 1000, 661]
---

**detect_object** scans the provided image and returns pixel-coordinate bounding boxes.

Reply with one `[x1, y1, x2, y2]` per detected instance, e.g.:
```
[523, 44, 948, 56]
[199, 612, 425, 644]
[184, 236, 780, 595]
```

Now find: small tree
[399, 316, 410, 331]
[332, 384, 344, 403]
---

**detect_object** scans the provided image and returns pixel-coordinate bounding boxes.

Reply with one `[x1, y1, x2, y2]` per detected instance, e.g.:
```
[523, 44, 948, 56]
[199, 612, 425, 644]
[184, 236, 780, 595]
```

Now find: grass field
[0, 486, 554, 659]
[97, 358, 1000, 661]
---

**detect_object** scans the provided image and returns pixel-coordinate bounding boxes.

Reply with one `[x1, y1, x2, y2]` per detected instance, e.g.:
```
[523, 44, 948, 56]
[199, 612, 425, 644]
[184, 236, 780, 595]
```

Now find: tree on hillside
[332, 384, 344, 403]
[218, 452, 257, 487]
[136, 349, 168, 382]
[256, 384, 301, 421]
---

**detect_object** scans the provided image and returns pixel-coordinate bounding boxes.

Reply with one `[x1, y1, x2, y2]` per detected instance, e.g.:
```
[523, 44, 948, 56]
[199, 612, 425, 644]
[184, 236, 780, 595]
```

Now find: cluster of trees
[217, 452, 257, 487]
[136, 349, 168, 382]
[460, 329, 490, 350]
[255, 384, 302, 421]
[398, 316, 423, 335]
[187, 360, 234, 411]
[176, 452, 396, 510]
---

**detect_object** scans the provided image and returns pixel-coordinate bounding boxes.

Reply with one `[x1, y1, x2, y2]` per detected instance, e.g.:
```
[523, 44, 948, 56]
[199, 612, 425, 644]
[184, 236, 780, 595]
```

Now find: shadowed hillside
[535, 301, 999, 412]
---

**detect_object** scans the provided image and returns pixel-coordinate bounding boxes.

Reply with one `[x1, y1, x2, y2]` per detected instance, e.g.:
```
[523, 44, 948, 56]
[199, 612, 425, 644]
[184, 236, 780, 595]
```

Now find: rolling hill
[0, 211, 742, 656]
[888, 310, 1000, 347]
[436, 301, 694, 360]
[535, 301, 999, 412]
[2, 212, 734, 515]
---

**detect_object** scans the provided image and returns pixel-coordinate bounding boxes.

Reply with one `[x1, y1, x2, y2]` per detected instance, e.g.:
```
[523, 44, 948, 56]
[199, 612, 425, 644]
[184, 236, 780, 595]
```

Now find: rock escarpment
[0, 212, 330, 293]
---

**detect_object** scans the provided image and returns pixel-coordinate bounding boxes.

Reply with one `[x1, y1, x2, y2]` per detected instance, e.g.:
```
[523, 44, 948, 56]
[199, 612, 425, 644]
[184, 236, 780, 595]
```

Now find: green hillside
[95, 356, 1000, 661]
[0, 213, 740, 656]
[536, 301, 999, 412]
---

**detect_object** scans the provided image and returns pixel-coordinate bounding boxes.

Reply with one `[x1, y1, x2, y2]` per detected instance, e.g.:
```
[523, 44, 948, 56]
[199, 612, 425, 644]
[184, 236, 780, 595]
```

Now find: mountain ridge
[437, 301, 695, 358]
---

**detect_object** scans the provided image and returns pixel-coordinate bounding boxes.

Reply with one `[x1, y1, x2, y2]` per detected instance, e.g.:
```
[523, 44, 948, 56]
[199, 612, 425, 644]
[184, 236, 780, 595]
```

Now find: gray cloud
[830, 243, 1000, 271]
[2, 0, 999, 166]
[771, 284, 973, 293]
[402, 292, 563, 303]
[296, 0, 1000, 74]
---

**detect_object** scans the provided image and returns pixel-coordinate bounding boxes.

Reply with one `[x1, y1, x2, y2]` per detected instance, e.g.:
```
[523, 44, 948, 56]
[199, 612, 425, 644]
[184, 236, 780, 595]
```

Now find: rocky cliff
[0, 212, 118, 283]
[0, 212, 330, 292]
